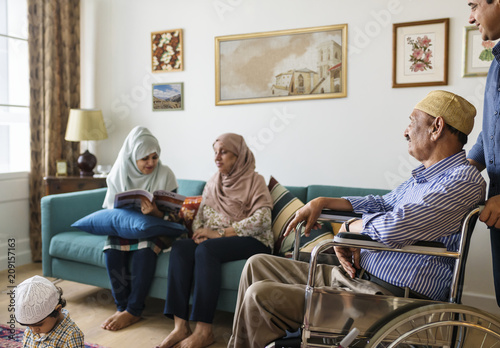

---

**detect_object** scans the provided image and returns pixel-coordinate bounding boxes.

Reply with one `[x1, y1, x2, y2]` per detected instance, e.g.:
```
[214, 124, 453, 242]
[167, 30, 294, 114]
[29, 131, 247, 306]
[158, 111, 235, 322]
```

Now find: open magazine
[113, 189, 186, 216]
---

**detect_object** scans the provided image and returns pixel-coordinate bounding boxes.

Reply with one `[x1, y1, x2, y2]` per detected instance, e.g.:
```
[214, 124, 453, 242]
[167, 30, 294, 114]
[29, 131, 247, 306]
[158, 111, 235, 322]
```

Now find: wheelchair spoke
[366, 304, 500, 348]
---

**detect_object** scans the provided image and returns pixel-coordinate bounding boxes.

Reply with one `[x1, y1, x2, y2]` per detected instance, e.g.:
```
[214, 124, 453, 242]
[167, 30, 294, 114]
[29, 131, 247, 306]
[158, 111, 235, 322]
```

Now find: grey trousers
[227, 254, 335, 348]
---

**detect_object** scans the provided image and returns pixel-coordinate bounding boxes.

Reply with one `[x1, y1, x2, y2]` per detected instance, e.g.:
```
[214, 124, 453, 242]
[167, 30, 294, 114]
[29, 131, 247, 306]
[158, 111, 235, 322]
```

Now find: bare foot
[173, 331, 215, 348]
[101, 310, 141, 331]
[157, 326, 192, 348]
[101, 311, 120, 330]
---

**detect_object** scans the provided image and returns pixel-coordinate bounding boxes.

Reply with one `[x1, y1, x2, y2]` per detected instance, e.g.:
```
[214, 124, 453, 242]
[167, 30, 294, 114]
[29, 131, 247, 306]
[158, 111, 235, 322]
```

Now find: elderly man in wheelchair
[227, 91, 500, 348]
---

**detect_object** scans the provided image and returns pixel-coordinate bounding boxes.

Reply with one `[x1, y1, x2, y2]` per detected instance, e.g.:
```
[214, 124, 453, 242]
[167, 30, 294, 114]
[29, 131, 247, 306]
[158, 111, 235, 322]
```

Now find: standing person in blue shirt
[465, 0, 500, 306]
[228, 90, 486, 348]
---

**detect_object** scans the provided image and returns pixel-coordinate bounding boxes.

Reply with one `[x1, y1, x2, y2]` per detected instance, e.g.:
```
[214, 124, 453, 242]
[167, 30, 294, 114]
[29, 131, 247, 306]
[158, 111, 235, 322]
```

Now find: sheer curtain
[28, 0, 80, 261]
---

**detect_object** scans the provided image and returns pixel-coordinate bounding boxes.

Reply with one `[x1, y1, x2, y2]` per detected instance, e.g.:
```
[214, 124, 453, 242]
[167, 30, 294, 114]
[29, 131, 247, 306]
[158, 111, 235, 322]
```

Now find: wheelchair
[284, 207, 500, 347]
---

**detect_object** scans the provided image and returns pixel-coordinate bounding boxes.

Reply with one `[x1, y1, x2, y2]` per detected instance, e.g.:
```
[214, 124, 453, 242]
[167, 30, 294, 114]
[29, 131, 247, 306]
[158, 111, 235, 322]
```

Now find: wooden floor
[0, 263, 233, 348]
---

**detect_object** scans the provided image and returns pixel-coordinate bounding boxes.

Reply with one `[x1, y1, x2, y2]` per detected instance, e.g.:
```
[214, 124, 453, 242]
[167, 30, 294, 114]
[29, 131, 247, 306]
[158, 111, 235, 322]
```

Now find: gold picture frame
[56, 160, 67, 177]
[152, 82, 184, 111]
[463, 25, 499, 77]
[151, 29, 183, 72]
[215, 24, 348, 106]
[393, 18, 449, 88]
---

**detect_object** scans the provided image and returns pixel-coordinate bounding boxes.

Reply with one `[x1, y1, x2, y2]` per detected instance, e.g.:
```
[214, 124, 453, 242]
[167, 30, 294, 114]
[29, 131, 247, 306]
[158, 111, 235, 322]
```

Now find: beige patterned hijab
[204, 133, 272, 222]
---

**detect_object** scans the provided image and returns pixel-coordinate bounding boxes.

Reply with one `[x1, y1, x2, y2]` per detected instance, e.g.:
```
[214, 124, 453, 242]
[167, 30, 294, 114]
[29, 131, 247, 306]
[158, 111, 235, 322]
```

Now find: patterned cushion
[268, 176, 304, 255]
[179, 196, 203, 238]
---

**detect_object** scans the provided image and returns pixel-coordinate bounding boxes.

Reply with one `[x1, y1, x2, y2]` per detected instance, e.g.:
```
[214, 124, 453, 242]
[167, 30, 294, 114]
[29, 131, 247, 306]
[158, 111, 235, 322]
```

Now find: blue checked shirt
[468, 41, 500, 200]
[344, 151, 485, 301]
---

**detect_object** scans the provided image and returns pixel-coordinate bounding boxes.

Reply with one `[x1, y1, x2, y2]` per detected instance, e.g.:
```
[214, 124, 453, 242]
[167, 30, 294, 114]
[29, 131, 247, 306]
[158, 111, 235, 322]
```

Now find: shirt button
[490, 160, 494, 164]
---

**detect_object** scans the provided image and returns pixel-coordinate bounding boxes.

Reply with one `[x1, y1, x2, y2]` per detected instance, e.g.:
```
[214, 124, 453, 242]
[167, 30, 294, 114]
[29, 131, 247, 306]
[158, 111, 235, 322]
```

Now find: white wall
[0, 172, 31, 271]
[81, 0, 499, 316]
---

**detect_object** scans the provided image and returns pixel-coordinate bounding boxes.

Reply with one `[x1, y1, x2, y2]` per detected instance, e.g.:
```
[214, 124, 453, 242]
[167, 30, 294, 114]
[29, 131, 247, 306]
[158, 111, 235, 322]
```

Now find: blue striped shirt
[344, 151, 485, 301]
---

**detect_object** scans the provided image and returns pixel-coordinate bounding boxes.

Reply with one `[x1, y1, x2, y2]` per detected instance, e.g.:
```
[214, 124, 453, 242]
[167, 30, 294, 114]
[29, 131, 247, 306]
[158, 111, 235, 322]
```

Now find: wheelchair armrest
[319, 209, 362, 221]
[334, 232, 448, 253]
[292, 210, 362, 260]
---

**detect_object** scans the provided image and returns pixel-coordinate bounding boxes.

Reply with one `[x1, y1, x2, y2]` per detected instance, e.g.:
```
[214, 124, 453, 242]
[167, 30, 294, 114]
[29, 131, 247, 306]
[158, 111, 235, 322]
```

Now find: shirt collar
[412, 150, 467, 183]
[493, 41, 500, 64]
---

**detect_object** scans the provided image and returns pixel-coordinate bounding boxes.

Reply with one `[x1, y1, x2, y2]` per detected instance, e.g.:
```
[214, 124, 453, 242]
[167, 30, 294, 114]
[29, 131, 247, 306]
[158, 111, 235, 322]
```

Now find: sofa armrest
[41, 187, 107, 277]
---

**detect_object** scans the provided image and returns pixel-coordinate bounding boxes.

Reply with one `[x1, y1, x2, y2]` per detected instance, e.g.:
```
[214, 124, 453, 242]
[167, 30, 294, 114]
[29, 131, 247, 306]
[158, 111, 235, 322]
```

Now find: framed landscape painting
[463, 25, 500, 77]
[215, 24, 347, 106]
[152, 83, 184, 111]
[393, 18, 449, 88]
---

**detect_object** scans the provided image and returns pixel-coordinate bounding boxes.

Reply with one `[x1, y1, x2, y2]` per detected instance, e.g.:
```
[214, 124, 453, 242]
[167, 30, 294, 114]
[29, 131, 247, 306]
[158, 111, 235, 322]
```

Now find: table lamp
[65, 109, 108, 176]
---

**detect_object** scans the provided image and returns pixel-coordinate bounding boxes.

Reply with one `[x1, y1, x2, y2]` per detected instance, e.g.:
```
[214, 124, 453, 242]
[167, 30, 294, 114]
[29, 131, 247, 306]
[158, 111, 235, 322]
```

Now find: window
[0, 0, 29, 173]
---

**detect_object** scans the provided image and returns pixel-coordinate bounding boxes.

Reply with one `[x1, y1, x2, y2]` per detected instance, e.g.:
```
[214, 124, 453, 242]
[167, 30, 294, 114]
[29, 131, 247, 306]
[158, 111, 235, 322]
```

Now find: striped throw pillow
[268, 176, 304, 255]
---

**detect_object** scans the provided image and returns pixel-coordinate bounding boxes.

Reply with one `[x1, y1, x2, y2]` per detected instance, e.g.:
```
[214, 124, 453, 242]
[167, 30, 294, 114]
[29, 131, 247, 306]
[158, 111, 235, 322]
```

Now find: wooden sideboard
[44, 176, 107, 196]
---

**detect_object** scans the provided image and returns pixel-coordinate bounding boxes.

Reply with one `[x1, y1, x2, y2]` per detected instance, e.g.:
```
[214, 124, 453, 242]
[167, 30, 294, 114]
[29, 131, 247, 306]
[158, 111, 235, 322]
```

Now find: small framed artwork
[215, 24, 347, 106]
[152, 82, 184, 111]
[393, 18, 449, 88]
[463, 26, 499, 77]
[151, 29, 183, 72]
[56, 160, 67, 177]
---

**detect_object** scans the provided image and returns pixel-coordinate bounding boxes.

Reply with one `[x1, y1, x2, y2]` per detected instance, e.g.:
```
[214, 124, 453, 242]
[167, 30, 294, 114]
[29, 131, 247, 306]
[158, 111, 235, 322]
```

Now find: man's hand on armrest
[284, 197, 353, 237]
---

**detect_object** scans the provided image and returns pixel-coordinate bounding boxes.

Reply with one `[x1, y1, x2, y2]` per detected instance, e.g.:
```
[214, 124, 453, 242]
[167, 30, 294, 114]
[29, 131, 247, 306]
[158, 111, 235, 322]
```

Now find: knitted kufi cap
[15, 276, 59, 325]
[414, 90, 476, 135]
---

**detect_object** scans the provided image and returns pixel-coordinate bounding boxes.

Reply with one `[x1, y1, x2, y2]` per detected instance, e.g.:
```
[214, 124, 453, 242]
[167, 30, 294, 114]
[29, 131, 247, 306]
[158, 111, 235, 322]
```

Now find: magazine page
[114, 189, 154, 210]
[153, 190, 187, 214]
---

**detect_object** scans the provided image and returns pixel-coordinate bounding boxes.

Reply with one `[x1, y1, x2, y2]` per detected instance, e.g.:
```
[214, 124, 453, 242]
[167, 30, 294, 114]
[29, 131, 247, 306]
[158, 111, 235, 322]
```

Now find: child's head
[15, 276, 66, 334]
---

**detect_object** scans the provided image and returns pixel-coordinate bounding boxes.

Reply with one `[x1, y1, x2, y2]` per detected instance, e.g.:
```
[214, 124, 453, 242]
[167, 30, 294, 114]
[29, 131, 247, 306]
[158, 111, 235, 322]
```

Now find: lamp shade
[65, 109, 108, 141]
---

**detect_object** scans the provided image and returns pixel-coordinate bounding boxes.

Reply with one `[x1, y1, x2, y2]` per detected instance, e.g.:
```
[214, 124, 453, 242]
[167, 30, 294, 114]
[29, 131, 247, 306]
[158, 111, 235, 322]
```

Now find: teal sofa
[41, 178, 389, 313]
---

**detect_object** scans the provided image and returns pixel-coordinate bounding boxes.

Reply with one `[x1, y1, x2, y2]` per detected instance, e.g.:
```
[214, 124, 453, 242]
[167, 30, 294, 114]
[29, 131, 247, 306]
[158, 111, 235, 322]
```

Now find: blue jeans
[164, 236, 271, 323]
[104, 248, 157, 316]
[492, 228, 500, 306]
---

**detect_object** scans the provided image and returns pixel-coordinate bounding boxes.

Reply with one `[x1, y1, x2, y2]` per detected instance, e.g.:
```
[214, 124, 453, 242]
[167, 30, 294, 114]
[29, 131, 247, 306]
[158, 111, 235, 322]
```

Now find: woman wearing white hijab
[101, 126, 178, 331]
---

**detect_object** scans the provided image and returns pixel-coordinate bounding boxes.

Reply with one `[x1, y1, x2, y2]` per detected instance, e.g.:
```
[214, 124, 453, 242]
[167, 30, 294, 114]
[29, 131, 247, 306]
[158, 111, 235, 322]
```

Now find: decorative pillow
[72, 208, 187, 239]
[179, 196, 203, 238]
[292, 221, 335, 253]
[268, 176, 305, 255]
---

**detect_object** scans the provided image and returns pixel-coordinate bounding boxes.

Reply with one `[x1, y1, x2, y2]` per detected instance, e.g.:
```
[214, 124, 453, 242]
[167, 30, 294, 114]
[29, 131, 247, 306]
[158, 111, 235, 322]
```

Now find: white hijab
[102, 126, 178, 209]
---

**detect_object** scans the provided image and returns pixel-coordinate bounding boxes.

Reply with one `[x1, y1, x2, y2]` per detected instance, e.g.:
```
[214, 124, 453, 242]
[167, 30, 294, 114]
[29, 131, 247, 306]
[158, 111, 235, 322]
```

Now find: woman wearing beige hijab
[156, 133, 273, 348]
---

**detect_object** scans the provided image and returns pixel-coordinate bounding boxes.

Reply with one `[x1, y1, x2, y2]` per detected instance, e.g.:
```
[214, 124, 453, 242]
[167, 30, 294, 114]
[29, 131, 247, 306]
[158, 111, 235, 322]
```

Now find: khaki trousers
[227, 254, 335, 348]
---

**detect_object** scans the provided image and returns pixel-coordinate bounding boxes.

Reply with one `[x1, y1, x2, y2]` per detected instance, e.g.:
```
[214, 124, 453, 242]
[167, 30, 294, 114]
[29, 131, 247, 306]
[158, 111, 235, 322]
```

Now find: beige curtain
[28, 0, 81, 261]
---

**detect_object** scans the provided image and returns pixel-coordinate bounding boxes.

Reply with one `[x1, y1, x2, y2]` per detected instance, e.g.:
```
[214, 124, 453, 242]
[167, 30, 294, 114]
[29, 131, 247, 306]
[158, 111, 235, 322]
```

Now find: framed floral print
[463, 25, 500, 77]
[393, 18, 449, 88]
[151, 29, 183, 72]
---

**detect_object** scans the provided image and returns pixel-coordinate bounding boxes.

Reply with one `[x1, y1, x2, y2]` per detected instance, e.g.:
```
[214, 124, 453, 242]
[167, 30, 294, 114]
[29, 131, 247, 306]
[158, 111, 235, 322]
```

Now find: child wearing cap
[15, 275, 84, 348]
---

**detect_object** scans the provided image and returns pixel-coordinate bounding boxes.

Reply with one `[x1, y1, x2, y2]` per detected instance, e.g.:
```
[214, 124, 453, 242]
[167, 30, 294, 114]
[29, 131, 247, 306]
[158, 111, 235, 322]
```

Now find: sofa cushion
[71, 208, 187, 239]
[49, 232, 107, 267]
[268, 176, 304, 255]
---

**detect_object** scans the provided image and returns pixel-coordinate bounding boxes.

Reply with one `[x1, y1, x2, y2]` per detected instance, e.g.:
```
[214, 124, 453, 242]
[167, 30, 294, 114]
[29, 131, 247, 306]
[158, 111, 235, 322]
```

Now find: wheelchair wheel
[366, 303, 500, 348]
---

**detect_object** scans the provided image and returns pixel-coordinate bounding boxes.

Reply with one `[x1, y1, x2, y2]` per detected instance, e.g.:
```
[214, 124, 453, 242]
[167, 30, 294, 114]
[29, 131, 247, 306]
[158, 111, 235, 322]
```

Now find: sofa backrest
[176, 179, 390, 203]
[177, 179, 206, 196]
